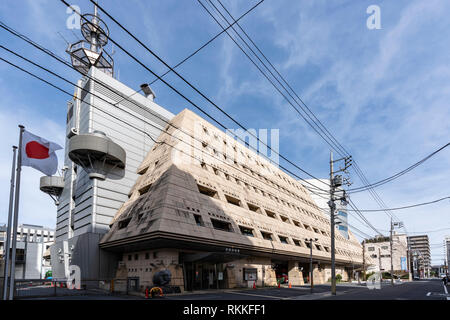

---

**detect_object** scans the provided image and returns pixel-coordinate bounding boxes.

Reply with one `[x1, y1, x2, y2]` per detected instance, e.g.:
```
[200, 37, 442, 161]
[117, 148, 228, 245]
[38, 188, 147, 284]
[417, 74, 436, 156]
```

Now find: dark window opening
[194, 214, 204, 226]
[118, 218, 131, 229]
[278, 235, 289, 244]
[247, 203, 261, 213]
[280, 215, 290, 223]
[315, 244, 322, 251]
[225, 195, 241, 207]
[292, 220, 301, 227]
[128, 255, 132, 261]
[138, 183, 152, 196]
[239, 226, 254, 237]
[211, 219, 233, 232]
[292, 239, 302, 246]
[134, 254, 139, 260]
[261, 231, 273, 241]
[201, 162, 207, 170]
[145, 253, 149, 259]
[198, 185, 219, 199]
[266, 210, 277, 219]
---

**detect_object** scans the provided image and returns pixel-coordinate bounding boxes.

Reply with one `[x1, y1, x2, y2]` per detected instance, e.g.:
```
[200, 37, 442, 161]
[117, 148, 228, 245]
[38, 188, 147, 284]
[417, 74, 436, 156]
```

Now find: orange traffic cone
[288, 283, 292, 289]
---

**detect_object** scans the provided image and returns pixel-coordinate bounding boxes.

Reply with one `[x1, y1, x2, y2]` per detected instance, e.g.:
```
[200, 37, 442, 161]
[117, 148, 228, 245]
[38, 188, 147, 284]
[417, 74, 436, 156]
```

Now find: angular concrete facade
[100, 109, 364, 291]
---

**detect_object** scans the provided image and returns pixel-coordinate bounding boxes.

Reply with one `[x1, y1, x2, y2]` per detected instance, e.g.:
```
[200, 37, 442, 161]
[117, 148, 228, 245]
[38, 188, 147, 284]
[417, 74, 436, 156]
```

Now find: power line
[74, 0, 331, 190]
[0, 19, 329, 195]
[0, 47, 328, 208]
[113, 0, 264, 106]
[199, 0, 401, 235]
[345, 196, 450, 212]
[347, 142, 450, 193]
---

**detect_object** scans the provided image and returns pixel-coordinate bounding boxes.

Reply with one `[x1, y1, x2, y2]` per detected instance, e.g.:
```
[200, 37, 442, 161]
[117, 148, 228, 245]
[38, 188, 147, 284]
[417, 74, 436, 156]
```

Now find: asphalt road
[22, 279, 449, 300]
[321, 279, 449, 300]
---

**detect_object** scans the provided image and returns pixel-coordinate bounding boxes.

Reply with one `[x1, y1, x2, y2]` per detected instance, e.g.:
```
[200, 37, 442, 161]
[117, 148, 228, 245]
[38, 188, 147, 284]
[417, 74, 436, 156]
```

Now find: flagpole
[2, 146, 17, 300]
[8, 125, 24, 300]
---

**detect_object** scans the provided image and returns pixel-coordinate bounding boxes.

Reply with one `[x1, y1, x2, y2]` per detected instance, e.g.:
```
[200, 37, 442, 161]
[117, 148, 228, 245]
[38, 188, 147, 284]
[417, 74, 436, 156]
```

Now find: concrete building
[303, 179, 349, 239]
[99, 109, 364, 292]
[445, 236, 450, 273]
[0, 224, 54, 279]
[407, 235, 430, 278]
[364, 233, 408, 273]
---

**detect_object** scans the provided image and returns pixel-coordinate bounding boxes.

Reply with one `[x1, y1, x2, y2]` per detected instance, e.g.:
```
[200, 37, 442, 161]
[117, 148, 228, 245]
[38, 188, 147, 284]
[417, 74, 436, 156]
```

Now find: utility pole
[329, 151, 336, 295]
[305, 238, 318, 293]
[362, 240, 365, 282]
[379, 248, 382, 273]
[390, 218, 394, 286]
[328, 151, 352, 296]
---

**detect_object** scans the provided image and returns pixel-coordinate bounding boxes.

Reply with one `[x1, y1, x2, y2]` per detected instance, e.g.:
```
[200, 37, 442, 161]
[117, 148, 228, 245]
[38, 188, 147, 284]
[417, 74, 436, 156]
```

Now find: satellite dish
[68, 131, 126, 180]
[40, 176, 65, 205]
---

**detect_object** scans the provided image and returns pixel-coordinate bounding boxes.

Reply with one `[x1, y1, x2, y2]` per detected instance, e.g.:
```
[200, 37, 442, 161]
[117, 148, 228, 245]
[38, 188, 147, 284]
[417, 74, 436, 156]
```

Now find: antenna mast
[66, 1, 114, 76]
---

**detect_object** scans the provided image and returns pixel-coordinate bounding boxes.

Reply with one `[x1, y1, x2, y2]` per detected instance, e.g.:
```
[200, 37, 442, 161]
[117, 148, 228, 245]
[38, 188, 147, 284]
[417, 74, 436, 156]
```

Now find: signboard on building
[400, 257, 407, 271]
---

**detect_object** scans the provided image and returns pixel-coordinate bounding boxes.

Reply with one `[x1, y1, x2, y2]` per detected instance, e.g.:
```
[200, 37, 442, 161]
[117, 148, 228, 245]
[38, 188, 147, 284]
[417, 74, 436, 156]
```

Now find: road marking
[426, 292, 431, 296]
[443, 282, 450, 301]
[228, 291, 289, 300]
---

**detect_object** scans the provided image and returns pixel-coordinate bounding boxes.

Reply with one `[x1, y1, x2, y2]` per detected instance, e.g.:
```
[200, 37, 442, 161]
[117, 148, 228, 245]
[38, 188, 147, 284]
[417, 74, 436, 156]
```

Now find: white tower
[50, 3, 174, 280]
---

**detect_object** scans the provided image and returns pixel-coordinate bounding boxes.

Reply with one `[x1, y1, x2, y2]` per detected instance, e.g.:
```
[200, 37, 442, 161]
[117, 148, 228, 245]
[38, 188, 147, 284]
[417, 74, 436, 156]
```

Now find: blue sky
[0, 0, 449, 265]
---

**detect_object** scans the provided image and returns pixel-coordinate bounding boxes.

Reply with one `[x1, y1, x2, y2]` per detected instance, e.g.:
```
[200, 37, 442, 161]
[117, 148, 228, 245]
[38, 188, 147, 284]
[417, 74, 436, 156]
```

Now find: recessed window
[201, 162, 207, 170]
[225, 173, 230, 180]
[198, 185, 219, 199]
[225, 195, 241, 207]
[194, 214, 204, 226]
[138, 183, 152, 196]
[280, 215, 290, 224]
[313, 228, 320, 234]
[292, 239, 302, 247]
[211, 219, 233, 232]
[118, 218, 131, 229]
[324, 247, 330, 253]
[261, 231, 273, 241]
[247, 203, 261, 213]
[266, 210, 277, 219]
[213, 168, 219, 175]
[239, 226, 254, 237]
[134, 254, 139, 260]
[145, 253, 150, 259]
[128, 255, 132, 261]
[278, 236, 289, 244]
[315, 244, 322, 251]
[292, 220, 301, 227]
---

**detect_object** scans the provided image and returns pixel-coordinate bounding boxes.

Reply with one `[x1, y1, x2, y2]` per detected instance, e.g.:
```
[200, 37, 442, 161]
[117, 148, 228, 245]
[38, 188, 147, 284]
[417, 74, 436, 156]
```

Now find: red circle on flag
[25, 141, 50, 159]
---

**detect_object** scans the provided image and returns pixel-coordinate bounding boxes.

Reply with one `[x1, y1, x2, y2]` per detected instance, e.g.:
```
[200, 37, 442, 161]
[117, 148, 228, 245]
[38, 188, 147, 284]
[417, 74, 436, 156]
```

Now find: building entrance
[273, 261, 289, 284]
[183, 262, 227, 291]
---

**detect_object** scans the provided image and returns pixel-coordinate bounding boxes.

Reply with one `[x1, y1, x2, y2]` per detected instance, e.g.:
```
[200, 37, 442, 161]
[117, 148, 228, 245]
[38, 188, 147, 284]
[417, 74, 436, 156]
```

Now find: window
[280, 215, 290, 224]
[134, 254, 139, 260]
[313, 228, 320, 234]
[292, 220, 302, 227]
[128, 255, 132, 261]
[303, 224, 312, 231]
[211, 219, 233, 232]
[118, 218, 131, 229]
[247, 203, 261, 213]
[315, 244, 322, 251]
[278, 236, 289, 244]
[194, 214, 204, 226]
[239, 226, 254, 237]
[368, 247, 375, 252]
[197, 185, 219, 199]
[292, 239, 302, 246]
[225, 195, 241, 207]
[225, 173, 230, 180]
[138, 183, 152, 196]
[381, 246, 388, 250]
[324, 246, 330, 253]
[261, 231, 273, 241]
[266, 210, 277, 219]
[201, 162, 207, 170]
[145, 253, 149, 260]
[213, 168, 219, 175]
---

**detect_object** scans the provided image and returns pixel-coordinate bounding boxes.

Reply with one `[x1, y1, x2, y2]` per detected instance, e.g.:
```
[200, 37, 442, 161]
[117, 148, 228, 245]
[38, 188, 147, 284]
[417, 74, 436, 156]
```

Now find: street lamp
[305, 238, 319, 293]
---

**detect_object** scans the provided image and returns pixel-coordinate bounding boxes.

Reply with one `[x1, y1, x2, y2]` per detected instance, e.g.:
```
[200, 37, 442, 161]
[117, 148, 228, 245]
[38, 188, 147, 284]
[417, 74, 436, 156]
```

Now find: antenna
[66, 1, 114, 76]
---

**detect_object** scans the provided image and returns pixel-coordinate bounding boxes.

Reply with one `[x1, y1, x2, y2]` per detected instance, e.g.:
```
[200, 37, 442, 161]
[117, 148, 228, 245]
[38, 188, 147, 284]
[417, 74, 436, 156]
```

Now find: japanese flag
[21, 130, 63, 176]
